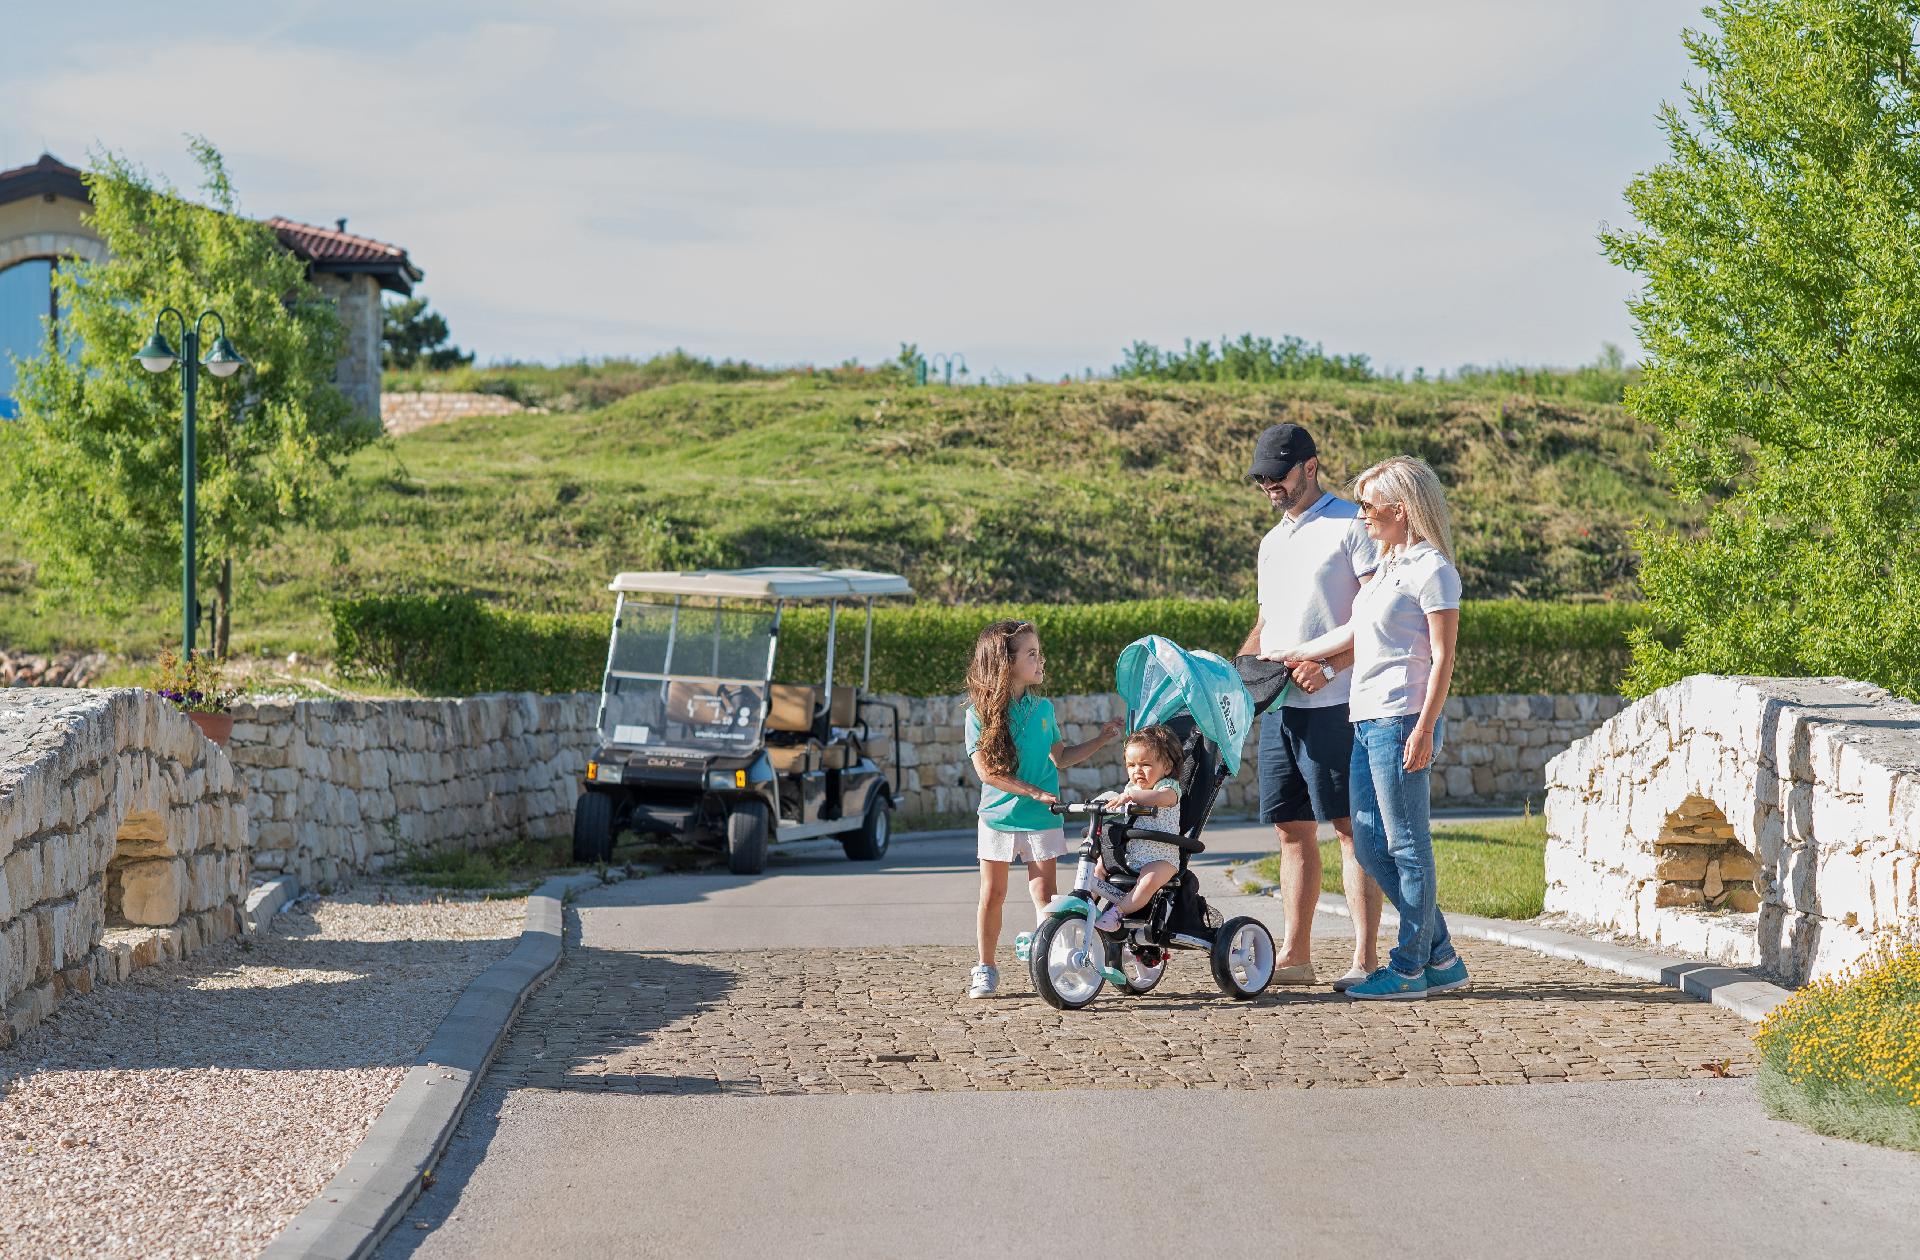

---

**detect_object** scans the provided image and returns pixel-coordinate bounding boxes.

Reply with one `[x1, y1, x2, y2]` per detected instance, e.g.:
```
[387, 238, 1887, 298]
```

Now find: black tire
[842, 794, 891, 861]
[1028, 914, 1106, 1011]
[726, 800, 770, 875]
[1209, 915, 1277, 1000]
[572, 791, 616, 864]
[1112, 942, 1168, 995]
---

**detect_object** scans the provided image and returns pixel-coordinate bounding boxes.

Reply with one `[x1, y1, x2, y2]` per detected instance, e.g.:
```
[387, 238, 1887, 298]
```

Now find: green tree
[381, 295, 472, 370]
[1603, 1, 1920, 699]
[0, 139, 376, 657]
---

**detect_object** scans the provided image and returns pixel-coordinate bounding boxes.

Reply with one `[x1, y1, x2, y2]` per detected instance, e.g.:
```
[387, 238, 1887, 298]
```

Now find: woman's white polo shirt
[1348, 540, 1462, 721]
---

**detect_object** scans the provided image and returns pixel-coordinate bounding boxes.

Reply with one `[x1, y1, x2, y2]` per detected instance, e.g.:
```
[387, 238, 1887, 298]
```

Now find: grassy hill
[0, 376, 1690, 659]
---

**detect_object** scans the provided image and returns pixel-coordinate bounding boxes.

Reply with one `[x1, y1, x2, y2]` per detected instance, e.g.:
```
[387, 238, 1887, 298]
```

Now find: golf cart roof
[607, 566, 914, 600]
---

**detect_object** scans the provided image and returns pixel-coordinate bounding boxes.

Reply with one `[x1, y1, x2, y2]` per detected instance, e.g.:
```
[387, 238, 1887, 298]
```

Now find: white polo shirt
[1348, 540, 1463, 721]
[1256, 492, 1379, 710]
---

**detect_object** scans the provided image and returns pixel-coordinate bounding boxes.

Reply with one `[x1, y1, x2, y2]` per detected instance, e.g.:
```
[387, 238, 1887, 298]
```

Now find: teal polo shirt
[964, 694, 1062, 831]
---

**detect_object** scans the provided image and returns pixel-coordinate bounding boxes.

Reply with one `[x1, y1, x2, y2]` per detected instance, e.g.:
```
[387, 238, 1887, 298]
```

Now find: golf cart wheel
[725, 800, 770, 875]
[842, 795, 891, 862]
[572, 791, 616, 864]
[1029, 914, 1106, 1011]
[1210, 916, 1277, 1000]
[1114, 942, 1168, 995]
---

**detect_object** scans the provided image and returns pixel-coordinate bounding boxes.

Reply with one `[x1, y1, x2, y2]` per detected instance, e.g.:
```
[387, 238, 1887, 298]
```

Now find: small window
[0, 258, 56, 418]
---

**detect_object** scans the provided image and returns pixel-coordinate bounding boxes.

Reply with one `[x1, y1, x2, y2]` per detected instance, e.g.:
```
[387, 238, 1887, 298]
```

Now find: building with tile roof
[0, 152, 422, 419]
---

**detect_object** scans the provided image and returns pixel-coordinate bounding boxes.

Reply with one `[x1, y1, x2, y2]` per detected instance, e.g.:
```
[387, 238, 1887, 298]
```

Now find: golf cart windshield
[598, 601, 778, 753]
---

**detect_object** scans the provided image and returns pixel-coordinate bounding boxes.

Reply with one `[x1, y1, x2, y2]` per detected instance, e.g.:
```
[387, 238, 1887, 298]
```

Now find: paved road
[382, 821, 1919, 1259]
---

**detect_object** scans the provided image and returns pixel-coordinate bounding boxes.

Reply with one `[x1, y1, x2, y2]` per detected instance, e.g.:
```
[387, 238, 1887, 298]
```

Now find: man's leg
[1272, 819, 1322, 969]
[1331, 816, 1382, 974]
[1259, 709, 1319, 971]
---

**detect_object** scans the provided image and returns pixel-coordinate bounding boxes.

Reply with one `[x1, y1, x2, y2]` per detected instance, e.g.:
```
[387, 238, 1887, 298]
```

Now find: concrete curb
[263, 871, 609, 1260]
[1237, 877, 1793, 1024]
[243, 875, 301, 935]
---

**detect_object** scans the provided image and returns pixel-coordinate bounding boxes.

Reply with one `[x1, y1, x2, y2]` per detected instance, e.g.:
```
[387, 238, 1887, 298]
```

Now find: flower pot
[188, 712, 234, 748]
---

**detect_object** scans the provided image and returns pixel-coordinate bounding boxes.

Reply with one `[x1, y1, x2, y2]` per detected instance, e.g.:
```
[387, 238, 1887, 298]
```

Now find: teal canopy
[1114, 635, 1263, 776]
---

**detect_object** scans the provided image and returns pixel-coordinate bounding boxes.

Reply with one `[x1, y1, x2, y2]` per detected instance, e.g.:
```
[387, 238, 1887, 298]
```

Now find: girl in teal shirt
[964, 620, 1119, 998]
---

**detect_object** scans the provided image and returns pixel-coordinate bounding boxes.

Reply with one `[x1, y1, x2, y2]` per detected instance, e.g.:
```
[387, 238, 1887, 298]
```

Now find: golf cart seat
[768, 742, 822, 774]
[768, 683, 820, 733]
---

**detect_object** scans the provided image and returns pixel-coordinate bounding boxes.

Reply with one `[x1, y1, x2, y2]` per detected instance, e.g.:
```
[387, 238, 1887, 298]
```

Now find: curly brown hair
[965, 620, 1038, 779]
[1124, 724, 1184, 784]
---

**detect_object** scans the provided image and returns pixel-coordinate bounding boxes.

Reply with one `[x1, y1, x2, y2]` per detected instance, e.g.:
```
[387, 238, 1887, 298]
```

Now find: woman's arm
[1238, 614, 1265, 657]
[971, 750, 1059, 806]
[1404, 608, 1460, 772]
[1055, 718, 1123, 768]
[1267, 621, 1356, 664]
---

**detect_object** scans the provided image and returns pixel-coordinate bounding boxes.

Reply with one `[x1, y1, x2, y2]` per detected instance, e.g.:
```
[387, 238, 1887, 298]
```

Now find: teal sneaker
[1344, 966, 1428, 1001]
[1424, 956, 1470, 993]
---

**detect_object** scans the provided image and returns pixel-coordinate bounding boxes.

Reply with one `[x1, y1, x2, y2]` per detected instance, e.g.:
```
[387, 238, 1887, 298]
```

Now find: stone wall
[0, 690, 248, 1046]
[313, 272, 383, 421]
[381, 390, 535, 437]
[869, 691, 1621, 821]
[229, 693, 595, 888]
[1545, 675, 1920, 986]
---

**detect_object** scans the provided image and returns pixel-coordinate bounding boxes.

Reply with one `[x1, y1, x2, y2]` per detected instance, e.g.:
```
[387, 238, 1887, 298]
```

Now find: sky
[1, 2, 1700, 380]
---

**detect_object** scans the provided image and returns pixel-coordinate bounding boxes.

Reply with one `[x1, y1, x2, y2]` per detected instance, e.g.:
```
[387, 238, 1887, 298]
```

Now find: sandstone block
[1654, 883, 1704, 908]
[1654, 849, 1709, 881]
[118, 859, 183, 926]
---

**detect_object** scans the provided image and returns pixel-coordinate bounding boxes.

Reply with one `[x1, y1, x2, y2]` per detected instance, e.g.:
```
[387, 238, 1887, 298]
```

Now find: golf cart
[572, 566, 913, 874]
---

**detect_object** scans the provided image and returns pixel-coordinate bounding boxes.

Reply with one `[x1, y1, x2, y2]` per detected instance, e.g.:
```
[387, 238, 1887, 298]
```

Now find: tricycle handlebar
[1048, 800, 1152, 819]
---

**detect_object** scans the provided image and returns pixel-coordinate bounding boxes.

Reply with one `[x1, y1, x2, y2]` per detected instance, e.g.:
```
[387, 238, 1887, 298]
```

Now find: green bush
[333, 594, 1668, 699]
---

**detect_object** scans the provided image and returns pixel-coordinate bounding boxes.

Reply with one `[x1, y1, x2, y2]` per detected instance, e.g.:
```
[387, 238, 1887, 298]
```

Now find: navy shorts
[1258, 703, 1354, 825]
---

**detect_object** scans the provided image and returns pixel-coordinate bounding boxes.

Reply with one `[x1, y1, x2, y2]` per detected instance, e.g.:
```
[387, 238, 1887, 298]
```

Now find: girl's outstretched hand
[1098, 718, 1124, 743]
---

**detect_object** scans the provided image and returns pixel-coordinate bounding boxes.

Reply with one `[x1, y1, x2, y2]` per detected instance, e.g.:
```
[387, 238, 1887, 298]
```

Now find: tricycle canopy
[1114, 635, 1261, 777]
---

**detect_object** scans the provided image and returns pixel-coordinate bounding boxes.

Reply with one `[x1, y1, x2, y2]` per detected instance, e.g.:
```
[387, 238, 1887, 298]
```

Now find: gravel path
[0, 888, 527, 1259]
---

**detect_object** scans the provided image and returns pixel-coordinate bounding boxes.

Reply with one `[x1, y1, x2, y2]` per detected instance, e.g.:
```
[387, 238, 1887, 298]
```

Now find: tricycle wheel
[1209, 916, 1276, 1000]
[1028, 914, 1105, 1011]
[572, 791, 616, 864]
[842, 795, 891, 861]
[1113, 942, 1168, 994]
[725, 800, 770, 875]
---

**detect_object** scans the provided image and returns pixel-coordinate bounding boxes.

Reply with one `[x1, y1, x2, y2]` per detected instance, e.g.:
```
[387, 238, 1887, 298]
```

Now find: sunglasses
[1357, 500, 1400, 519]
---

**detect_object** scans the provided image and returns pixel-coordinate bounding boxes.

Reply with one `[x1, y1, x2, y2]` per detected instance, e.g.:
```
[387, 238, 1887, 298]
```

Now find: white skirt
[977, 819, 1070, 863]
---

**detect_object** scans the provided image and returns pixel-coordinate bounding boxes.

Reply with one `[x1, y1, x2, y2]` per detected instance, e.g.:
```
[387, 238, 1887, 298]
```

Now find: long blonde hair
[965, 620, 1037, 778]
[1354, 455, 1455, 563]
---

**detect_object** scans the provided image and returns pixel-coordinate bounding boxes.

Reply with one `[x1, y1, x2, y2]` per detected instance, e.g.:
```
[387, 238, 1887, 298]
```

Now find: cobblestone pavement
[489, 923, 1756, 1096]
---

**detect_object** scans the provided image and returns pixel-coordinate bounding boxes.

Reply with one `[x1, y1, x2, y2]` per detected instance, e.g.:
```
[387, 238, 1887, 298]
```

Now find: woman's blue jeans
[1350, 714, 1456, 977]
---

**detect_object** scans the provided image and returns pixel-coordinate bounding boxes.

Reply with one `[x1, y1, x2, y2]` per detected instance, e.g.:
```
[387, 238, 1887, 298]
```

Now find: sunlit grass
[1249, 813, 1548, 920]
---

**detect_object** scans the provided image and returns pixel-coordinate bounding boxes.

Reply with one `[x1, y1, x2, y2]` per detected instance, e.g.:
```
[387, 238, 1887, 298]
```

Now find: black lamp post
[134, 309, 245, 656]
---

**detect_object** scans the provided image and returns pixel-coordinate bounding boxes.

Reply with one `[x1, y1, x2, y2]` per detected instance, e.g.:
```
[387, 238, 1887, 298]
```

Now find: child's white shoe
[967, 964, 999, 998]
[1094, 905, 1122, 933]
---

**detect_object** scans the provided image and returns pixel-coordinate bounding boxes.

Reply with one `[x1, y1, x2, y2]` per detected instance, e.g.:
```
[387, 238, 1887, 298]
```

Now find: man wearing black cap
[1238, 422, 1384, 990]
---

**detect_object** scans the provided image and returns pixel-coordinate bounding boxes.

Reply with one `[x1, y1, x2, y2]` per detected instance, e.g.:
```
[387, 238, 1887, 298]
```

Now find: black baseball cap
[1247, 423, 1317, 482]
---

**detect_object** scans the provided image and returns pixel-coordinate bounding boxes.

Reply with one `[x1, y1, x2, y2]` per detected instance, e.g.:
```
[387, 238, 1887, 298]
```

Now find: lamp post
[134, 308, 245, 656]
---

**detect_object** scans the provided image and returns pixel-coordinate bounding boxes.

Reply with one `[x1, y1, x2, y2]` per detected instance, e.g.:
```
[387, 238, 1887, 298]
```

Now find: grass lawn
[0, 376, 1688, 660]
[1248, 813, 1548, 920]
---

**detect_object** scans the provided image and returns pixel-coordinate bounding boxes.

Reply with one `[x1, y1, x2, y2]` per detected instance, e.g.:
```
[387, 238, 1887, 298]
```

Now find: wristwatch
[1316, 660, 1335, 682]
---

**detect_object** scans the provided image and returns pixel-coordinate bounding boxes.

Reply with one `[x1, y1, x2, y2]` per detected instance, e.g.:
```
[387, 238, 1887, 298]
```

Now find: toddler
[1088, 725, 1185, 932]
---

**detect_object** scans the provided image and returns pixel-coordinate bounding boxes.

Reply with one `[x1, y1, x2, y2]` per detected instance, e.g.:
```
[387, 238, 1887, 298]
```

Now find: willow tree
[1605, 1, 1920, 699]
[0, 139, 376, 657]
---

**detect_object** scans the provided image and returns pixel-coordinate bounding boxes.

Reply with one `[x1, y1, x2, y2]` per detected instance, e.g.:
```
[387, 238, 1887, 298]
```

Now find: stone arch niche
[1652, 796, 1763, 914]
[0, 689, 248, 1048]
[1546, 675, 1920, 987]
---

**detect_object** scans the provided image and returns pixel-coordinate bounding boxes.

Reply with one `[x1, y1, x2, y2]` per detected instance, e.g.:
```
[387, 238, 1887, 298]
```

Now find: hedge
[333, 594, 1671, 699]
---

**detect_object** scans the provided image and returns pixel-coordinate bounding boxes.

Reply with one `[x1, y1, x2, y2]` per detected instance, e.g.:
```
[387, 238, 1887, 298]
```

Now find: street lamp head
[202, 335, 246, 379]
[134, 329, 179, 373]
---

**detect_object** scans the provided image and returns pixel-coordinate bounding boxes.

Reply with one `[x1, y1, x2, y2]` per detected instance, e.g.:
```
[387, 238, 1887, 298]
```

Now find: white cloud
[5, 0, 1697, 375]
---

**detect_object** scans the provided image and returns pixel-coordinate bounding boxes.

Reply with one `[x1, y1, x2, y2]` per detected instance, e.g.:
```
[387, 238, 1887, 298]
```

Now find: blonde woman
[1273, 455, 1468, 999]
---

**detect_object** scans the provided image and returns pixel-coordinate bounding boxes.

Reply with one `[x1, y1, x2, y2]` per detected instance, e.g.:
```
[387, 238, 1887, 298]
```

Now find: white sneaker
[1331, 966, 1371, 992]
[967, 964, 999, 999]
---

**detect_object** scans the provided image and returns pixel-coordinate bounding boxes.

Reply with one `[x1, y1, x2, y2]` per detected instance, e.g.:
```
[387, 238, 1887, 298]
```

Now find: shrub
[1755, 934, 1920, 1154]
[333, 594, 1667, 699]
